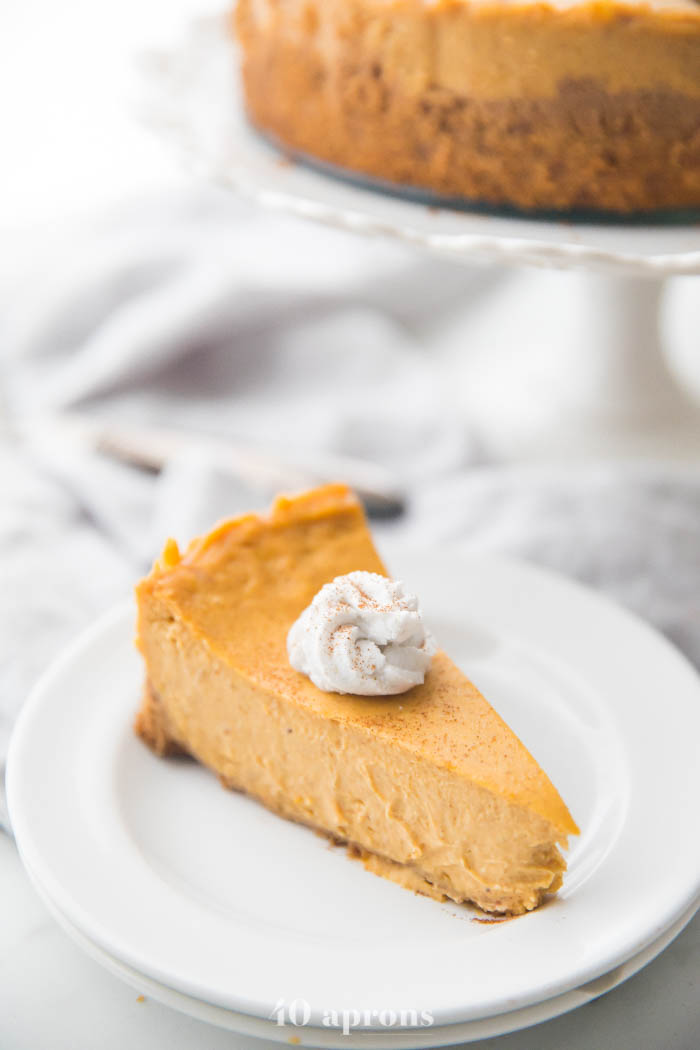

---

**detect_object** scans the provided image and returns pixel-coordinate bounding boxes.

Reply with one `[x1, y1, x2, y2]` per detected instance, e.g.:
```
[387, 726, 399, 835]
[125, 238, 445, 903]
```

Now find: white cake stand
[139, 18, 700, 461]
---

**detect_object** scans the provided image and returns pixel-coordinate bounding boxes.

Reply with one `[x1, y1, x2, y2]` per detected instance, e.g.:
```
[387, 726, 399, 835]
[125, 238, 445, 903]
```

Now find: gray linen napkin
[2, 192, 699, 832]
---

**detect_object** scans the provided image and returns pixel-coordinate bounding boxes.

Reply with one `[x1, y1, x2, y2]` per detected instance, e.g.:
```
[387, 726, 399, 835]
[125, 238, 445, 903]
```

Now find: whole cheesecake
[234, 0, 700, 214]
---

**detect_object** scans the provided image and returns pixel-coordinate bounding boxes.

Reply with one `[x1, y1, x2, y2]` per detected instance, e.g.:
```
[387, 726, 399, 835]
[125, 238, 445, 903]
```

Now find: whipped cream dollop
[287, 571, 436, 696]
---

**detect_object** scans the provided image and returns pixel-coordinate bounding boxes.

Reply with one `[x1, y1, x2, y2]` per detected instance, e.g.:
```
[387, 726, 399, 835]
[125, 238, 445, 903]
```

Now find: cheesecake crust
[235, 0, 700, 213]
[134, 680, 187, 758]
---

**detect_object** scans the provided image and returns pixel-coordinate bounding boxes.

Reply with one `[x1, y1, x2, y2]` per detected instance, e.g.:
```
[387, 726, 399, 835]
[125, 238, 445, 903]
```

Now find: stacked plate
[7, 552, 700, 1048]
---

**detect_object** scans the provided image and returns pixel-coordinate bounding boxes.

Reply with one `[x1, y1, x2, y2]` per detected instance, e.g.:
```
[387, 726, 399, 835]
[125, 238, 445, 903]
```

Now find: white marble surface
[1, 834, 698, 1050]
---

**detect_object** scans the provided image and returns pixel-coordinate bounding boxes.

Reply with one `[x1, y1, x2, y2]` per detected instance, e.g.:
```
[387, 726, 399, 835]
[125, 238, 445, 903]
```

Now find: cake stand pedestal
[140, 17, 700, 462]
[451, 270, 700, 461]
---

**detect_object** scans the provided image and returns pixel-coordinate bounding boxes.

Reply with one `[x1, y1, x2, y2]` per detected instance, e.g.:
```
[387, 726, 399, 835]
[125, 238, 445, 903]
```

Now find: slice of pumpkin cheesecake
[135, 483, 578, 914]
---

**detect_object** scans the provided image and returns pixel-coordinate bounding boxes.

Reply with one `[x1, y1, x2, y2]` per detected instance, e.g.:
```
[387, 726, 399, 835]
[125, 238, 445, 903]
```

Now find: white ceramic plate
[138, 18, 700, 276]
[7, 552, 700, 1038]
[18, 850, 700, 1048]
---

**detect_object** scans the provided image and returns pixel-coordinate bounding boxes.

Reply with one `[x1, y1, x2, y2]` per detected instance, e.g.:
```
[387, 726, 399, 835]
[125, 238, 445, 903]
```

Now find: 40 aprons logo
[271, 998, 434, 1036]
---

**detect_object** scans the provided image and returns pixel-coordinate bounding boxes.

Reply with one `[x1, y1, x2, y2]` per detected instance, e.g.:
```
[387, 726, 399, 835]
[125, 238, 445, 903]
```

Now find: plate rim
[7, 552, 700, 1028]
[15, 846, 700, 1048]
